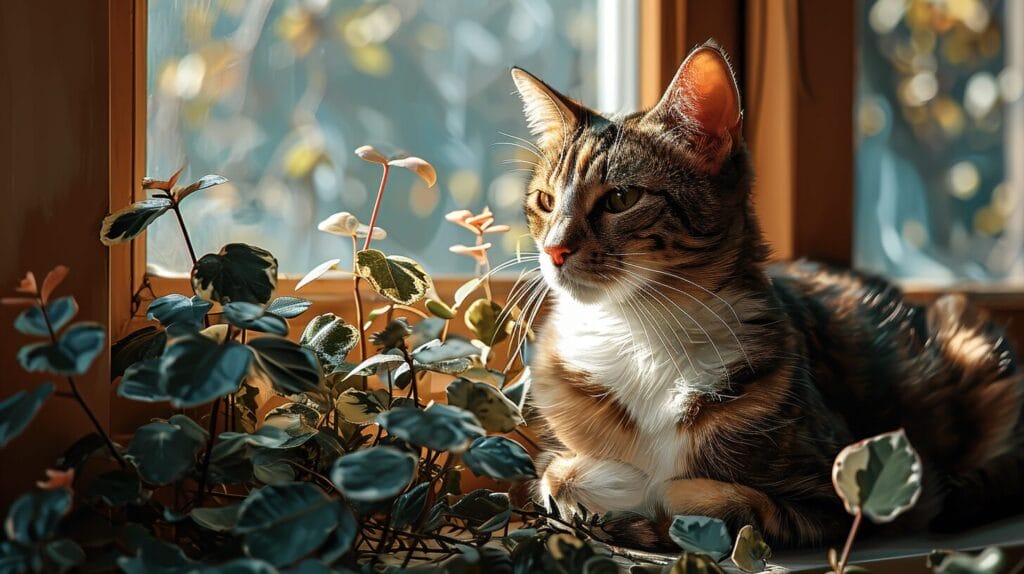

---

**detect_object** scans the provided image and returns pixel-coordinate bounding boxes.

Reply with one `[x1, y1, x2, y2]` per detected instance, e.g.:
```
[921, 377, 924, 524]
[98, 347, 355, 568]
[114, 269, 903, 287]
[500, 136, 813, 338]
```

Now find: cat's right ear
[647, 41, 743, 172]
[511, 67, 581, 148]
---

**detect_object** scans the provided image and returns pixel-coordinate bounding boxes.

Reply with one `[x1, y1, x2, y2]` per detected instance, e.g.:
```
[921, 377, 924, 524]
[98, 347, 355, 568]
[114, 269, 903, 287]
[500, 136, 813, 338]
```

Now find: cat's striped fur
[512, 42, 1024, 548]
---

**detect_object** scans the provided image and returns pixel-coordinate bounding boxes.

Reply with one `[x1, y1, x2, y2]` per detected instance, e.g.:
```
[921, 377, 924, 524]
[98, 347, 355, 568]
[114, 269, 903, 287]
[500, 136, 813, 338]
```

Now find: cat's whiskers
[616, 282, 690, 407]
[611, 271, 700, 377]
[506, 281, 549, 372]
[489, 271, 542, 348]
[502, 158, 540, 169]
[613, 259, 753, 372]
[612, 267, 731, 387]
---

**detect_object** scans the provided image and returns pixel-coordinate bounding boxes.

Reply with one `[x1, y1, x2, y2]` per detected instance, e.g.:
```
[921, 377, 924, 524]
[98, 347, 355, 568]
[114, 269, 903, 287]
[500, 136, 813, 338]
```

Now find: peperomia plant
[0, 150, 1011, 573]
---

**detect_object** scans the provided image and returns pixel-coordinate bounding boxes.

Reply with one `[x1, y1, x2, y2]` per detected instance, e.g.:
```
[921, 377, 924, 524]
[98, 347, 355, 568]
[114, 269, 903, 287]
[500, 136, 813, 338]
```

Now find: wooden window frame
[109, 0, 527, 349]
[113, 0, 1024, 371]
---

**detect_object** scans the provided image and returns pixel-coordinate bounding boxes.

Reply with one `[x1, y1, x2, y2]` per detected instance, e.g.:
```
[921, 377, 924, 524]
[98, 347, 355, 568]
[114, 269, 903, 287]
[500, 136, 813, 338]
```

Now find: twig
[836, 509, 863, 574]
[195, 396, 222, 505]
[363, 163, 390, 251]
[169, 199, 199, 268]
[39, 301, 127, 468]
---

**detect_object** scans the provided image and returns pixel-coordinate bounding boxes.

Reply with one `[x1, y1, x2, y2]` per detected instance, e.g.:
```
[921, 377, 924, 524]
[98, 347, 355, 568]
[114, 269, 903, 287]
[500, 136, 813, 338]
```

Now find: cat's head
[511, 41, 765, 304]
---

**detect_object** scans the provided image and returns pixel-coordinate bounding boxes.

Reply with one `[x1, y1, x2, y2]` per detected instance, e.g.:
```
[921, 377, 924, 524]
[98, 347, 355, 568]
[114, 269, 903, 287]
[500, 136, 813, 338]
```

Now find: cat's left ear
[511, 67, 583, 148]
[647, 41, 743, 171]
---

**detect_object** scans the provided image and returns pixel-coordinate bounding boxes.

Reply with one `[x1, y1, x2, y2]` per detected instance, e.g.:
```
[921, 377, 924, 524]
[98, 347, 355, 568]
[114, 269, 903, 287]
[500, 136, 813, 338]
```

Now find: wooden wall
[0, 1, 112, 508]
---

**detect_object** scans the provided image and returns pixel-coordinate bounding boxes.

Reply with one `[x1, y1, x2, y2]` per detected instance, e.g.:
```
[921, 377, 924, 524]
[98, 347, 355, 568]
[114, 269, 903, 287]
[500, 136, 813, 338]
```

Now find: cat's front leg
[662, 478, 847, 547]
[539, 453, 651, 517]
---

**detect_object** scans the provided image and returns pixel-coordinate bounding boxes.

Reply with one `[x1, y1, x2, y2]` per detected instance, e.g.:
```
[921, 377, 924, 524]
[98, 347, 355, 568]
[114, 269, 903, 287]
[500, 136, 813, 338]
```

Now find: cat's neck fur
[550, 279, 765, 426]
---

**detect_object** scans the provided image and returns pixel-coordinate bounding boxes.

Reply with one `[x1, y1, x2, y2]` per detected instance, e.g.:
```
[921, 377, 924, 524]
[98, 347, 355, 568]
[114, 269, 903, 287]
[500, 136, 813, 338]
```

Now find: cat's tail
[902, 294, 1024, 528]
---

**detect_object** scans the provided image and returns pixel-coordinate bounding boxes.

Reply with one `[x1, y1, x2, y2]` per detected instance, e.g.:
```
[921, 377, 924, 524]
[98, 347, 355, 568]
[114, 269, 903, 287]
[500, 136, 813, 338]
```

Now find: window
[145, 0, 638, 277]
[855, 0, 1024, 285]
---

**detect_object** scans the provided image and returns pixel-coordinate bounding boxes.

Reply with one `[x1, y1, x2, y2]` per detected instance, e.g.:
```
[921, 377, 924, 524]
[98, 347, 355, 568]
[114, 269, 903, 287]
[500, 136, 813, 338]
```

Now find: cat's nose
[544, 245, 573, 266]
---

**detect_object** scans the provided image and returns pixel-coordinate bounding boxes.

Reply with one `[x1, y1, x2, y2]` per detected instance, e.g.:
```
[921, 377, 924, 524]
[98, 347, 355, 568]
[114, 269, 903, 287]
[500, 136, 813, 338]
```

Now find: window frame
[111, 0, 649, 343]
[112, 0, 1024, 342]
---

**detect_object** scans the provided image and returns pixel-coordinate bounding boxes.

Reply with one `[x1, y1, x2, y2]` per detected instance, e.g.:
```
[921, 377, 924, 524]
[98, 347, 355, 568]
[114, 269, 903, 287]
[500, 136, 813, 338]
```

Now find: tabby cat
[510, 41, 1024, 548]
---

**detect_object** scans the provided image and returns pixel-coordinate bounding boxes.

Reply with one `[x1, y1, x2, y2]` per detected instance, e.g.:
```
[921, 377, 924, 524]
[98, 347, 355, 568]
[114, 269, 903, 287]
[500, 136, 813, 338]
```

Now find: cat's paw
[539, 454, 651, 517]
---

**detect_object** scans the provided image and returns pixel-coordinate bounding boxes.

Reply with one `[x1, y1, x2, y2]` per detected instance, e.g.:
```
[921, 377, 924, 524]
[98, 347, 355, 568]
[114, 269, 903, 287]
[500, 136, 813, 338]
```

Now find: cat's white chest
[553, 299, 700, 480]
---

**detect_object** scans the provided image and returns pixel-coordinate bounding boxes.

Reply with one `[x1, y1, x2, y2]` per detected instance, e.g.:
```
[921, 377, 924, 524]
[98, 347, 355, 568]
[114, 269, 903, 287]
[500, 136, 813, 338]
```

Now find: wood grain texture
[0, 0, 112, 507]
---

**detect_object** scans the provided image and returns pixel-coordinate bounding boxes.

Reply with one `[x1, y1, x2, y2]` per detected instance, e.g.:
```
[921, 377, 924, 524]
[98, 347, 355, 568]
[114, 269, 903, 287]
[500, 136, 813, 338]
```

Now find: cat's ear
[511, 67, 582, 148]
[647, 41, 742, 171]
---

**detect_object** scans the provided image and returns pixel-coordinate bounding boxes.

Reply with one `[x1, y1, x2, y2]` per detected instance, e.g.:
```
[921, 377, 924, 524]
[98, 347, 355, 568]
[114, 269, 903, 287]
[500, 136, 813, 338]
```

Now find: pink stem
[363, 163, 390, 251]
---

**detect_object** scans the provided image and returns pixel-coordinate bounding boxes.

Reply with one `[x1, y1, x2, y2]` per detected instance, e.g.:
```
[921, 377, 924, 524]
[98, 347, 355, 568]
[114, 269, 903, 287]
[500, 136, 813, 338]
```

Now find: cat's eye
[536, 191, 555, 212]
[604, 187, 643, 214]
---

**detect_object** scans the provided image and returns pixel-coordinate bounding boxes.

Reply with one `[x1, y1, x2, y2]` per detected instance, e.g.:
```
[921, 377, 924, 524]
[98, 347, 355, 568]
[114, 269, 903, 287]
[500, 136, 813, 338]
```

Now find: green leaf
[15, 297, 77, 337]
[223, 302, 289, 336]
[117, 536, 196, 574]
[300, 313, 359, 367]
[190, 503, 242, 532]
[503, 367, 532, 410]
[266, 296, 313, 319]
[413, 338, 480, 363]
[330, 447, 417, 502]
[0, 541, 32, 574]
[730, 525, 771, 573]
[202, 558, 278, 573]
[334, 388, 389, 425]
[18, 322, 105, 376]
[160, 334, 252, 408]
[355, 249, 431, 305]
[248, 336, 322, 395]
[174, 174, 228, 202]
[462, 436, 536, 481]
[378, 403, 484, 453]
[234, 483, 340, 567]
[446, 378, 524, 433]
[668, 515, 732, 561]
[464, 298, 508, 345]
[147, 294, 212, 334]
[370, 318, 412, 349]
[668, 552, 727, 573]
[391, 482, 429, 529]
[126, 417, 207, 485]
[0, 382, 54, 447]
[43, 538, 85, 573]
[831, 429, 923, 523]
[425, 298, 456, 319]
[929, 547, 1005, 574]
[252, 450, 296, 485]
[319, 505, 358, 564]
[265, 400, 321, 429]
[4, 489, 71, 544]
[117, 359, 169, 403]
[100, 198, 173, 245]
[339, 353, 405, 380]
[111, 326, 166, 380]
[295, 258, 341, 291]
[192, 243, 278, 306]
[449, 489, 510, 532]
[86, 470, 144, 507]
[452, 276, 483, 310]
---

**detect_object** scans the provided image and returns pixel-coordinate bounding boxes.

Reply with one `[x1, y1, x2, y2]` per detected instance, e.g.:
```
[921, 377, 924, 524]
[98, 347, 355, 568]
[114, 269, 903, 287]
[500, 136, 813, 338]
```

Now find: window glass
[146, 0, 608, 275]
[855, 0, 1023, 284]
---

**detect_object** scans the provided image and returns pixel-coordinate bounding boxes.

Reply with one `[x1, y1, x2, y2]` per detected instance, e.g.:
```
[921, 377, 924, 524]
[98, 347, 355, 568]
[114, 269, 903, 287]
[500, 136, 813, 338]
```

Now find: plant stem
[478, 235, 493, 301]
[39, 300, 126, 468]
[363, 163, 390, 251]
[836, 509, 863, 574]
[170, 200, 199, 267]
[400, 344, 419, 406]
[195, 396, 222, 505]
[352, 236, 367, 389]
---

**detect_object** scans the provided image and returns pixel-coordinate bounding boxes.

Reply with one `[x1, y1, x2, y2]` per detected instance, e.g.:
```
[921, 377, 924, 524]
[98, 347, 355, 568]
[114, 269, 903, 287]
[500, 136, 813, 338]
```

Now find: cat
[510, 41, 1024, 548]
